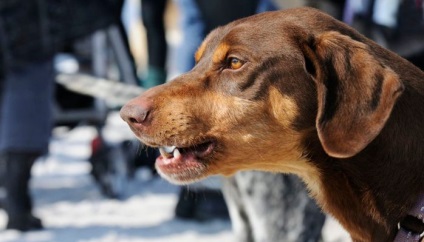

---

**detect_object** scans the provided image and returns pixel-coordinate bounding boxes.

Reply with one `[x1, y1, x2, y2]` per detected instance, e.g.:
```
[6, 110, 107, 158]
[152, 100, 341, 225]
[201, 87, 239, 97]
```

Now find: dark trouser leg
[0, 154, 6, 208]
[3, 152, 43, 231]
[194, 0, 258, 33]
[141, 0, 168, 88]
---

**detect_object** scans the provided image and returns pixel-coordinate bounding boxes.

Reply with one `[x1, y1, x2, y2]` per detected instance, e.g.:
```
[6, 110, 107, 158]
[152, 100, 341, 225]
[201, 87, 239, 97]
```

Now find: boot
[3, 152, 43, 231]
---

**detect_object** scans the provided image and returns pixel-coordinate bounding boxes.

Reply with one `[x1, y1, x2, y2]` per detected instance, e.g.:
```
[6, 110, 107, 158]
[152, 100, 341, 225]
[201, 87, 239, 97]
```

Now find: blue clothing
[256, 0, 278, 14]
[175, 0, 206, 73]
[0, 58, 55, 154]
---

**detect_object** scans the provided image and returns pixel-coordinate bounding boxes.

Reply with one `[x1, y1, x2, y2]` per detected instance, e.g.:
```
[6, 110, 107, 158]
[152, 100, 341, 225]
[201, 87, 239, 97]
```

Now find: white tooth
[173, 148, 182, 159]
[160, 148, 172, 158]
[159, 148, 167, 157]
[164, 146, 176, 153]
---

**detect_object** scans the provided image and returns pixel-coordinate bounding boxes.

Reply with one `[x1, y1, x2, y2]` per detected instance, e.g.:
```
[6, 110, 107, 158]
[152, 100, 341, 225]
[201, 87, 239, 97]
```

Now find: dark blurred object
[194, 0, 259, 34]
[306, 0, 346, 20]
[89, 136, 128, 199]
[55, 83, 95, 128]
[396, 0, 424, 37]
[120, 139, 157, 178]
[89, 138, 159, 199]
[407, 50, 424, 71]
[55, 84, 93, 110]
[175, 186, 229, 221]
[0, 0, 124, 69]
[2, 152, 43, 231]
[140, 0, 168, 88]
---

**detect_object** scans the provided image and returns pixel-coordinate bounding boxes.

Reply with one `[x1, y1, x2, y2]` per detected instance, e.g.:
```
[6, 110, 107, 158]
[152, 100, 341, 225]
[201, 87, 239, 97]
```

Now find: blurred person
[0, 0, 124, 231]
[306, 0, 346, 20]
[173, 0, 204, 74]
[0, 1, 58, 231]
[0, 58, 54, 231]
[140, 0, 168, 88]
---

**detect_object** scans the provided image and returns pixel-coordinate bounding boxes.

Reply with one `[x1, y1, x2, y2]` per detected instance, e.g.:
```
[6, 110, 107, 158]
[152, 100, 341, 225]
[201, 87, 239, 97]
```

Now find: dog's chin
[155, 166, 209, 185]
[154, 141, 216, 185]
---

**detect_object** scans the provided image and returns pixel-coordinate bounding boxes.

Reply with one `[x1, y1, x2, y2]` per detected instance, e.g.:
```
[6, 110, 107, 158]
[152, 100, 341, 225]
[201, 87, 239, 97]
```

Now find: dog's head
[120, 8, 403, 185]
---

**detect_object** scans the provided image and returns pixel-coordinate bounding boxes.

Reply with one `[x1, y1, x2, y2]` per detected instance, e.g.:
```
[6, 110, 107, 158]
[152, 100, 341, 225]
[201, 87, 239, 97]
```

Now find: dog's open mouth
[158, 141, 215, 160]
[157, 141, 215, 164]
[155, 140, 216, 183]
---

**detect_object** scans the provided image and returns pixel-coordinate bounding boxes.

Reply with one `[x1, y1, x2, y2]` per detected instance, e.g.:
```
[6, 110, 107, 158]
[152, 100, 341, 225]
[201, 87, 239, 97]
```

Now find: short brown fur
[121, 8, 424, 242]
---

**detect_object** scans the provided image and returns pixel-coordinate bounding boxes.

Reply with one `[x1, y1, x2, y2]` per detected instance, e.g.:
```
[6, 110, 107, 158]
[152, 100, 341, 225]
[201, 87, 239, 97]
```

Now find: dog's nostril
[132, 110, 149, 124]
[120, 104, 151, 125]
[129, 117, 139, 124]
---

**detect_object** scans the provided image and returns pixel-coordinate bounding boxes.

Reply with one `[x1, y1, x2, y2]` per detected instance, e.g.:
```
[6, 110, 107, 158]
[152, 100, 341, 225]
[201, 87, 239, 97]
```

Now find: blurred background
[0, 0, 422, 241]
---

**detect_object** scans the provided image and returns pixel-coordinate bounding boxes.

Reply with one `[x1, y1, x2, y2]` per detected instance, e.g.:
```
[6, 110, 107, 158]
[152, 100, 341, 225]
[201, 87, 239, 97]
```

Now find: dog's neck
[301, 100, 424, 242]
[299, 135, 381, 241]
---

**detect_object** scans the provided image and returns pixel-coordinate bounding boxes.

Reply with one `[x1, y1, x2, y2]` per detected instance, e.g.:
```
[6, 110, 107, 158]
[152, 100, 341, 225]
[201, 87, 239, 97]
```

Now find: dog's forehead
[195, 9, 327, 62]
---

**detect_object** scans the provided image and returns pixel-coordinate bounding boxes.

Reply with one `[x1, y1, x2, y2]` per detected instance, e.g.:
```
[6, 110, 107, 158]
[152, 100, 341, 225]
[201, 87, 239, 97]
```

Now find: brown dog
[120, 7, 424, 242]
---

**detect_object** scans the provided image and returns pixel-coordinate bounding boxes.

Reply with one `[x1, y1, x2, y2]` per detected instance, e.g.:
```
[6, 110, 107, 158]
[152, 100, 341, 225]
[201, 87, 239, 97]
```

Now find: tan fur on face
[195, 40, 207, 63]
[137, 78, 322, 193]
[268, 87, 298, 127]
[212, 43, 231, 64]
[197, 87, 323, 201]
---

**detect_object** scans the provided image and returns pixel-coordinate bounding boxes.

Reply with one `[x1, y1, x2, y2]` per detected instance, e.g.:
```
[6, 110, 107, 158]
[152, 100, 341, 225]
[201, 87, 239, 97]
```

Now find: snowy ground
[0, 112, 351, 242]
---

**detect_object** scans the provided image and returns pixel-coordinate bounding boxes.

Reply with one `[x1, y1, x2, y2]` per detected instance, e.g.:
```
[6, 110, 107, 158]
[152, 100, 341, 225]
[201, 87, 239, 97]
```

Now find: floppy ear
[301, 31, 404, 158]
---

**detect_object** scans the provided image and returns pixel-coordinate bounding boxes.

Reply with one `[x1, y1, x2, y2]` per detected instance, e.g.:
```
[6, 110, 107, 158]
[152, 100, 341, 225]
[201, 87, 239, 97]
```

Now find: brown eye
[228, 57, 244, 70]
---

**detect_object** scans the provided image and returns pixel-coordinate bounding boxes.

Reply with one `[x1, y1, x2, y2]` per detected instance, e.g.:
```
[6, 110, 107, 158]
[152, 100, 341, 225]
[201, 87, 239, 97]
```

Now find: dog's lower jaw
[155, 167, 208, 185]
[155, 154, 209, 185]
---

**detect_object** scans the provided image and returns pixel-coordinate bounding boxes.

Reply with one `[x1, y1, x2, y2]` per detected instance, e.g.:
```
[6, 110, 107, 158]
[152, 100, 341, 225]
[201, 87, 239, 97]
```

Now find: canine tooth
[173, 148, 182, 159]
[159, 148, 166, 157]
[159, 148, 173, 158]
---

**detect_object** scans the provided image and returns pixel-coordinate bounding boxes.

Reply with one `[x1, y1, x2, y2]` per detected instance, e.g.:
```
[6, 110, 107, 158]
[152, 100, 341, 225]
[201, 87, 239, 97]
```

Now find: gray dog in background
[223, 172, 325, 242]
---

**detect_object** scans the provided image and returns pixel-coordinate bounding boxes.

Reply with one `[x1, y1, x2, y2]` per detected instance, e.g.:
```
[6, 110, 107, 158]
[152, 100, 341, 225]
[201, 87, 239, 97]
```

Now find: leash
[394, 194, 424, 242]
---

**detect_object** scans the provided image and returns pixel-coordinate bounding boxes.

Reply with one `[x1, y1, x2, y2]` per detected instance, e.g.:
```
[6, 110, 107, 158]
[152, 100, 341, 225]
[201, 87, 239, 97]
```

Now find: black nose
[120, 103, 151, 126]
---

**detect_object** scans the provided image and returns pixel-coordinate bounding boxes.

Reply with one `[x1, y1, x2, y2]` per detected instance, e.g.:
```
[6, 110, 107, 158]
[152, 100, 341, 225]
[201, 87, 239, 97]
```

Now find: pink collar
[394, 194, 424, 242]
